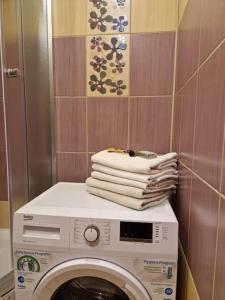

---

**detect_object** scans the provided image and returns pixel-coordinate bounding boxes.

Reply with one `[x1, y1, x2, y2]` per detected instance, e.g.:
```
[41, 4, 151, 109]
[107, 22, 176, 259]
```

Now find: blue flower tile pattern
[112, 16, 128, 32]
[116, 0, 126, 7]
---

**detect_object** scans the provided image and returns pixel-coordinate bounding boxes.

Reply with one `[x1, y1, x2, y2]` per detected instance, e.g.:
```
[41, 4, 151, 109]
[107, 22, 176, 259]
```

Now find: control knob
[84, 225, 100, 244]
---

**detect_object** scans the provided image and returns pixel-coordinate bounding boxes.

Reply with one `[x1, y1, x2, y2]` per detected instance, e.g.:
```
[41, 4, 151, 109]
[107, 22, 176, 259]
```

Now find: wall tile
[214, 198, 225, 300]
[0, 151, 8, 201]
[177, 243, 201, 300]
[56, 153, 87, 182]
[87, 34, 130, 97]
[0, 59, 2, 97]
[53, 37, 85, 96]
[176, 0, 201, 90]
[131, 0, 177, 33]
[185, 265, 201, 300]
[193, 44, 225, 190]
[88, 153, 92, 178]
[177, 247, 188, 300]
[55, 98, 87, 152]
[172, 91, 182, 153]
[0, 99, 5, 151]
[88, 153, 95, 178]
[130, 33, 175, 96]
[88, 97, 128, 152]
[222, 139, 225, 195]
[188, 176, 219, 300]
[0, 201, 9, 228]
[179, 75, 197, 168]
[174, 164, 192, 255]
[52, 0, 87, 37]
[200, 0, 225, 63]
[87, 0, 130, 35]
[179, 0, 188, 24]
[129, 97, 172, 153]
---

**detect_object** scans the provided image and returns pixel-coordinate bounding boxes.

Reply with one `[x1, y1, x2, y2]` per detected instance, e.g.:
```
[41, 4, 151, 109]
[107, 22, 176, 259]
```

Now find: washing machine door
[32, 258, 151, 300]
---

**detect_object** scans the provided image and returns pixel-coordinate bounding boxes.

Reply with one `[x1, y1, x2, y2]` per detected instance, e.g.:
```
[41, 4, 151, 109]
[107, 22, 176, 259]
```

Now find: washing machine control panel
[73, 219, 111, 247]
[71, 218, 177, 255]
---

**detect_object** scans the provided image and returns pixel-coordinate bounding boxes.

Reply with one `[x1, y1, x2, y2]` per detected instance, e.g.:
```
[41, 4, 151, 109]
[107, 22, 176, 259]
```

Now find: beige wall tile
[186, 270, 200, 300]
[179, 0, 189, 23]
[131, 0, 178, 33]
[179, 244, 200, 300]
[86, 34, 130, 97]
[0, 201, 9, 228]
[52, 0, 87, 37]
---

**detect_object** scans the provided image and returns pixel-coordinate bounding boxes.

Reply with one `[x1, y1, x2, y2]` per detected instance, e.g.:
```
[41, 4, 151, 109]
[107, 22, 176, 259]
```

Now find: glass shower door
[0, 0, 28, 296]
[0, 0, 53, 297]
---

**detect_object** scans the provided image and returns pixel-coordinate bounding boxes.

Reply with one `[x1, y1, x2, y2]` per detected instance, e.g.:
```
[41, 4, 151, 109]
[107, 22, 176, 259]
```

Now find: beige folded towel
[92, 163, 178, 183]
[91, 150, 177, 174]
[87, 186, 169, 210]
[91, 171, 177, 192]
[86, 177, 171, 199]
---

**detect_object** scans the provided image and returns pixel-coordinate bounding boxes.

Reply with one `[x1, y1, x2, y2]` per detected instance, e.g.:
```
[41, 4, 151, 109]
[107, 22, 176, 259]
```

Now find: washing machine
[13, 183, 178, 300]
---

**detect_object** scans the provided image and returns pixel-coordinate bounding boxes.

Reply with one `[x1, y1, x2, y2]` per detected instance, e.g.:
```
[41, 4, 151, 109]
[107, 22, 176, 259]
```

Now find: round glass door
[32, 258, 151, 300]
[51, 276, 130, 300]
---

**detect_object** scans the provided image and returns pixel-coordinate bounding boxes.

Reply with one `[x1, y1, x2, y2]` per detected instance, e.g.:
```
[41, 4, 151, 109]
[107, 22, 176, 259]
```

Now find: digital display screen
[120, 222, 153, 243]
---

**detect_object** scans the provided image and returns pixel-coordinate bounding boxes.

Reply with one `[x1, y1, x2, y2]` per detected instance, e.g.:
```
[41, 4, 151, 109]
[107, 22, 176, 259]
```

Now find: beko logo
[23, 215, 33, 221]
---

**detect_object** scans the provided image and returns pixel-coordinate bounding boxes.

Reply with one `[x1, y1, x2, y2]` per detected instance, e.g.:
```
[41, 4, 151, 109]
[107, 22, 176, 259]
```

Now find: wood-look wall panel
[131, 0, 177, 33]
[52, 0, 87, 37]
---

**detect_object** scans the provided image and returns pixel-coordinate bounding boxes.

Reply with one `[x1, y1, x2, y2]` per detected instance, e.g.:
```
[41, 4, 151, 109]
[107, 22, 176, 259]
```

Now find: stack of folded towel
[86, 150, 178, 210]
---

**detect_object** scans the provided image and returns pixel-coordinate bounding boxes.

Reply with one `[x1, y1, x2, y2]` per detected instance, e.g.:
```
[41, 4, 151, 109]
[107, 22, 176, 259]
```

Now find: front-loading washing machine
[13, 183, 178, 300]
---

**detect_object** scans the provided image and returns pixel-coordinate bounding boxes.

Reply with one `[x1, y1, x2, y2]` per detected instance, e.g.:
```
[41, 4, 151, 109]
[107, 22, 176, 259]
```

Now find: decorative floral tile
[86, 34, 130, 96]
[87, 0, 130, 34]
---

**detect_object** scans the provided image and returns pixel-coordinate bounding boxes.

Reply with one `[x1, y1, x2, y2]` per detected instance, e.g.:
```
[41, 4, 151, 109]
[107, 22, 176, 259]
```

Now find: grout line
[176, 36, 225, 95]
[211, 197, 221, 300]
[176, 69, 198, 95]
[170, 0, 179, 151]
[52, 30, 177, 40]
[129, 95, 172, 98]
[54, 95, 173, 99]
[55, 96, 86, 100]
[179, 161, 225, 200]
[56, 151, 94, 154]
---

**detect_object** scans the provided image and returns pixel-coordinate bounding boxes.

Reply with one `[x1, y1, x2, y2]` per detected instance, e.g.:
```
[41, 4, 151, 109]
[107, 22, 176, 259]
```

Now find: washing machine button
[84, 225, 100, 244]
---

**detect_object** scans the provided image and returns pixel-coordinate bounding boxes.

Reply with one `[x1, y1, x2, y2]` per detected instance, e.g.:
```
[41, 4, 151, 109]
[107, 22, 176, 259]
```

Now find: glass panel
[51, 276, 130, 300]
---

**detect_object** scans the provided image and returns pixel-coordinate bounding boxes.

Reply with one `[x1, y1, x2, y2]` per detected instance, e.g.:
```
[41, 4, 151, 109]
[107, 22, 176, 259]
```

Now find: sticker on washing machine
[133, 259, 177, 300]
[134, 259, 177, 282]
[14, 250, 51, 290]
[15, 250, 51, 272]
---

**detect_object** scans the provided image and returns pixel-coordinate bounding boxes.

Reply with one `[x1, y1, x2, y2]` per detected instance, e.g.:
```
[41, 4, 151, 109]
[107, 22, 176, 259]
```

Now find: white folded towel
[91, 171, 177, 192]
[91, 150, 177, 174]
[87, 187, 169, 210]
[92, 163, 178, 183]
[86, 177, 171, 199]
